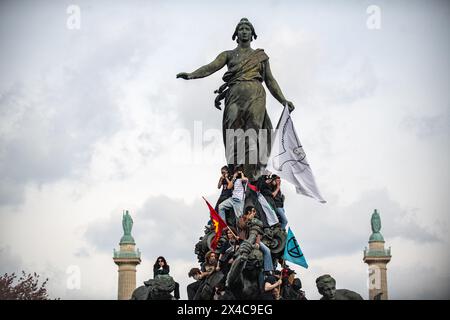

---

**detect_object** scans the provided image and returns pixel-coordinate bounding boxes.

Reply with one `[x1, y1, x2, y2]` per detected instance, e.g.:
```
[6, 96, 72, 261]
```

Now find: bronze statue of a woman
[177, 18, 295, 180]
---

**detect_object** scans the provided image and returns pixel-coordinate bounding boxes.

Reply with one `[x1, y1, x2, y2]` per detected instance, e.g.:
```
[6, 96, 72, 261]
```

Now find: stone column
[114, 244, 141, 299]
[113, 211, 141, 300]
[363, 210, 391, 300]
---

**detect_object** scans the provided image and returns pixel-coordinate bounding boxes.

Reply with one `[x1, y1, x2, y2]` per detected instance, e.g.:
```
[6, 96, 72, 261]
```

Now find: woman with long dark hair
[152, 256, 180, 300]
[153, 256, 170, 278]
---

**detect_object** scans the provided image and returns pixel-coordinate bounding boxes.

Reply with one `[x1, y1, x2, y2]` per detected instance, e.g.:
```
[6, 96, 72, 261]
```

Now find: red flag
[247, 182, 259, 192]
[202, 197, 228, 251]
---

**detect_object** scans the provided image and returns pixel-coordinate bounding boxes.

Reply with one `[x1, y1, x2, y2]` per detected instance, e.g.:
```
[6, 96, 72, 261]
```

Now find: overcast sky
[0, 0, 449, 300]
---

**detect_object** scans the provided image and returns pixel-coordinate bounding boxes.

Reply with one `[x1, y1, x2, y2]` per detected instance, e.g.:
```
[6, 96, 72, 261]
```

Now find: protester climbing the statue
[153, 256, 180, 300]
[256, 174, 276, 206]
[271, 175, 288, 230]
[216, 227, 239, 276]
[261, 270, 283, 300]
[187, 268, 203, 300]
[281, 269, 300, 300]
[215, 165, 233, 211]
[218, 165, 248, 225]
[237, 206, 274, 274]
[255, 173, 281, 227]
[291, 278, 307, 300]
[201, 251, 218, 278]
[188, 251, 221, 300]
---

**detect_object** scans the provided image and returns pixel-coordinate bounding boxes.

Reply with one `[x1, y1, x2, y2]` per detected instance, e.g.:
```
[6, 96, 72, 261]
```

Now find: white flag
[267, 106, 326, 203]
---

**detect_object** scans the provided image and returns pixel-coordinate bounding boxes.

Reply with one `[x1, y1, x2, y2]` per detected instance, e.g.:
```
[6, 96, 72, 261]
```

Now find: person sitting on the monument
[292, 278, 307, 300]
[237, 206, 274, 274]
[201, 251, 218, 279]
[191, 251, 221, 300]
[271, 175, 288, 230]
[217, 228, 239, 276]
[215, 165, 233, 211]
[153, 256, 180, 300]
[272, 286, 283, 300]
[153, 256, 170, 278]
[280, 261, 292, 279]
[218, 165, 248, 224]
[261, 271, 283, 300]
[281, 269, 300, 300]
[256, 174, 277, 209]
[187, 267, 203, 300]
[255, 174, 282, 227]
[316, 274, 363, 300]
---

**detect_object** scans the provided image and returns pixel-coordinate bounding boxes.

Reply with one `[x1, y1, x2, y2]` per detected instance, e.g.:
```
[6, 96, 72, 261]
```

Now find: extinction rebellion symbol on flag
[287, 237, 303, 259]
[283, 227, 308, 269]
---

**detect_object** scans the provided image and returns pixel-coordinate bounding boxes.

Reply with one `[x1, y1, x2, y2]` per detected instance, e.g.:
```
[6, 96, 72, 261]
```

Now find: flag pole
[226, 225, 238, 239]
[280, 257, 287, 297]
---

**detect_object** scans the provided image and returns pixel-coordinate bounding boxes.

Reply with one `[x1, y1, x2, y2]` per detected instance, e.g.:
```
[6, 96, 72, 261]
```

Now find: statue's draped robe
[215, 49, 272, 180]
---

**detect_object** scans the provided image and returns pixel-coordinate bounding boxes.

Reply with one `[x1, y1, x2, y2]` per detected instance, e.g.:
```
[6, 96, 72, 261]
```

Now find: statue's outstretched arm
[264, 60, 295, 112]
[177, 51, 228, 80]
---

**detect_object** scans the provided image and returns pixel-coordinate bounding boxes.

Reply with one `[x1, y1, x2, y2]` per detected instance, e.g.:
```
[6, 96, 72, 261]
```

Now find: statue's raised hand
[176, 72, 191, 80]
[238, 240, 253, 257]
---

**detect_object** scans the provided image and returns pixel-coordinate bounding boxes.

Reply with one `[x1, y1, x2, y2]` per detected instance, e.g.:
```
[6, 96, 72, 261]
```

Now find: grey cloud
[284, 188, 442, 259]
[0, 66, 122, 205]
[85, 188, 442, 264]
[0, 5, 170, 206]
[0, 245, 67, 299]
[390, 266, 450, 299]
[0, 245, 22, 275]
[85, 196, 208, 264]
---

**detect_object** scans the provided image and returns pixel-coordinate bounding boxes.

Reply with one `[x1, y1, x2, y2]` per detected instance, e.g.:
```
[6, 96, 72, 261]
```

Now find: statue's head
[148, 275, 176, 300]
[232, 18, 257, 43]
[316, 274, 337, 300]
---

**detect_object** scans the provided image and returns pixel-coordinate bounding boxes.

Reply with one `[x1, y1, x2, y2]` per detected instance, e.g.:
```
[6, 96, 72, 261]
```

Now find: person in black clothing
[215, 165, 233, 210]
[253, 174, 278, 227]
[271, 175, 288, 229]
[256, 174, 277, 210]
[281, 269, 306, 300]
[292, 278, 307, 300]
[153, 256, 169, 277]
[187, 268, 203, 300]
[153, 256, 180, 300]
[261, 271, 282, 300]
[217, 228, 239, 277]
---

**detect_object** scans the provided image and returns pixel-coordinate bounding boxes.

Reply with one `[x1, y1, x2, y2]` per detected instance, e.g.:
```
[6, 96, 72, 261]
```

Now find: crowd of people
[188, 164, 306, 300]
[148, 165, 307, 300]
